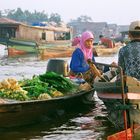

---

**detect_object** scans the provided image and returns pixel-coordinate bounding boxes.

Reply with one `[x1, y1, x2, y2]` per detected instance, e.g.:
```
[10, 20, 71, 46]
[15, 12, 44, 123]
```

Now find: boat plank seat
[126, 76, 140, 93]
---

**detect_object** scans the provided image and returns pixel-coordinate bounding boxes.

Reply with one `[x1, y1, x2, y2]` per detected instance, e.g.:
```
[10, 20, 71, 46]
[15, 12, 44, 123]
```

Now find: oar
[87, 61, 108, 82]
[118, 66, 128, 140]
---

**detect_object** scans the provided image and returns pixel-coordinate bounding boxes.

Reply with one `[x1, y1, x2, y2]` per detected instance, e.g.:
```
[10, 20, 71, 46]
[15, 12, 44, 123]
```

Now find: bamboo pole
[88, 61, 108, 82]
[118, 66, 128, 140]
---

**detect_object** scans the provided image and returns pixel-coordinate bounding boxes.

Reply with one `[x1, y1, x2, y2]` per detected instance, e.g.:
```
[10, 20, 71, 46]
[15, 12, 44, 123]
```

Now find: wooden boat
[0, 59, 94, 128]
[0, 89, 94, 128]
[39, 46, 75, 60]
[0, 38, 38, 57]
[93, 63, 140, 133]
[94, 45, 121, 56]
[6, 39, 38, 57]
[0, 38, 73, 58]
[2, 38, 73, 59]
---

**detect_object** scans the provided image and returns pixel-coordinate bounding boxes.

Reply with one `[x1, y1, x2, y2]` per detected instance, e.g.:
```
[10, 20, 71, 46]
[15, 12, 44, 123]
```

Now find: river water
[0, 55, 119, 140]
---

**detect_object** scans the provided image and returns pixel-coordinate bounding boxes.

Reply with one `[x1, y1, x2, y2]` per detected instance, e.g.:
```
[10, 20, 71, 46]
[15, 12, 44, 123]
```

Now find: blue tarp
[32, 22, 47, 27]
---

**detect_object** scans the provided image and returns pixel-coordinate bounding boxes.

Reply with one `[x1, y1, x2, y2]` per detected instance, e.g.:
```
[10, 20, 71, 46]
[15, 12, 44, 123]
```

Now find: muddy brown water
[0, 55, 120, 140]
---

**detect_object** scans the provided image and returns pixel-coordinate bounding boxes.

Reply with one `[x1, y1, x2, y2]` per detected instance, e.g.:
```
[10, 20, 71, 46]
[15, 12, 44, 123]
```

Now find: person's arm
[118, 49, 125, 73]
[70, 49, 89, 73]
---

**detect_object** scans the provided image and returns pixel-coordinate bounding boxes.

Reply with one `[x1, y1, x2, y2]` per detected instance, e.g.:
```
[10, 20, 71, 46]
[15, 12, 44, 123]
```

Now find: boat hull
[97, 93, 128, 129]
[39, 46, 74, 60]
[95, 45, 121, 56]
[94, 79, 140, 129]
[0, 89, 94, 128]
[7, 39, 74, 58]
[6, 39, 38, 57]
[94, 77, 125, 128]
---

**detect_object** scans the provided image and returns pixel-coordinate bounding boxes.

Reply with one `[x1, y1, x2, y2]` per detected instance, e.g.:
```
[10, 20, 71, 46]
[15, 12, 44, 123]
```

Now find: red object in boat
[107, 128, 132, 140]
[8, 48, 27, 56]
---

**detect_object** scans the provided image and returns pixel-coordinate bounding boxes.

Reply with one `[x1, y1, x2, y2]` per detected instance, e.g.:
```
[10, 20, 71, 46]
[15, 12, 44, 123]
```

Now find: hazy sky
[1, 0, 140, 25]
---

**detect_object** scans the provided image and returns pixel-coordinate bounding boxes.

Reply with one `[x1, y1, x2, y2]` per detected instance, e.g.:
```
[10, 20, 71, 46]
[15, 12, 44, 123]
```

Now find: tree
[49, 13, 61, 23]
[70, 15, 93, 23]
[7, 8, 25, 22]
[77, 15, 92, 22]
[6, 8, 48, 24]
[4, 8, 62, 25]
[29, 10, 48, 24]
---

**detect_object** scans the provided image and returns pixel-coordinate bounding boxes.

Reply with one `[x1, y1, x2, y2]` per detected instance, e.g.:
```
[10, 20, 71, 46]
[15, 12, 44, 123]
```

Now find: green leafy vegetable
[39, 72, 78, 93]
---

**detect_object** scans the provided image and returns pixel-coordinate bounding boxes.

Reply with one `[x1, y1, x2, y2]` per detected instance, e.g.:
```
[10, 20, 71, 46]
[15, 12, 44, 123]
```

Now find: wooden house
[0, 18, 73, 43]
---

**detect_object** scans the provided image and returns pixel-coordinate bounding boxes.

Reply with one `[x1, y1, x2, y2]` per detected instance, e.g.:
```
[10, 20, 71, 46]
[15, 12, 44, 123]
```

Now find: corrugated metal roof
[0, 17, 20, 24]
[0, 18, 71, 32]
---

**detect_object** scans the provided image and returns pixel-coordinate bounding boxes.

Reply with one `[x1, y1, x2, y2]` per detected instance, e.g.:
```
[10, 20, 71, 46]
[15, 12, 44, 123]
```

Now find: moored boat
[39, 45, 75, 60]
[0, 38, 74, 58]
[94, 45, 121, 56]
[8, 41, 75, 59]
[6, 39, 38, 57]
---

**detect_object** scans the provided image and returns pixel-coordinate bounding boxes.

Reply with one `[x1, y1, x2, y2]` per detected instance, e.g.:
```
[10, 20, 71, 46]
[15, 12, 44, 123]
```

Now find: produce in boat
[0, 72, 91, 101]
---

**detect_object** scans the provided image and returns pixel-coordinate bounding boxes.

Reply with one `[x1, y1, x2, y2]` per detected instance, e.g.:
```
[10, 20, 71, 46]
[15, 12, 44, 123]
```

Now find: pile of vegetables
[39, 72, 78, 93]
[20, 75, 66, 100]
[0, 72, 79, 101]
[0, 78, 29, 101]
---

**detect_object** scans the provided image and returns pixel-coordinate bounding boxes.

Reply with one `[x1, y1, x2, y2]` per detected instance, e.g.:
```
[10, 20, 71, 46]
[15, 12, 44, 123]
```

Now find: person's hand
[111, 62, 118, 67]
[99, 69, 103, 75]
[87, 59, 92, 64]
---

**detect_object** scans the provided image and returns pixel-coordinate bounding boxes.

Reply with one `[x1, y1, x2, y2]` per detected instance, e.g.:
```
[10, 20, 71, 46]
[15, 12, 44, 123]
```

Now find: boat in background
[2, 36, 122, 59]
[95, 46, 120, 56]
[38, 41, 75, 60]
[94, 42, 123, 56]
[0, 38, 72, 58]
[0, 17, 73, 58]
[0, 38, 38, 57]
[0, 38, 74, 59]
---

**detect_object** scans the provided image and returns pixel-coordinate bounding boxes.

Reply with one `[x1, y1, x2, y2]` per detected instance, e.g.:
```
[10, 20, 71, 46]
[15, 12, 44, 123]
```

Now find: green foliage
[0, 72, 79, 101]
[70, 15, 93, 23]
[49, 13, 61, 23]
[20, 76, 55, 99]
[39, 72, 78, 93]
[7, 8, 25, 22]
[19, 72, 78, 99]
[1, 8, 63, 24]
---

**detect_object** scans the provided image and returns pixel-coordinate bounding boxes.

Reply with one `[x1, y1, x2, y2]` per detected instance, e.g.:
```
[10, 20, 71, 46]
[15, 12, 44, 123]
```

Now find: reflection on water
[0, 56, 119, 140]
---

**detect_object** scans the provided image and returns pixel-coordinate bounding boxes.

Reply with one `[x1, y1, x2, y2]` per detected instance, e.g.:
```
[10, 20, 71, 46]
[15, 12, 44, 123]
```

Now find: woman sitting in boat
[72, 35, 98, 56]
[69, 31, 101, 84]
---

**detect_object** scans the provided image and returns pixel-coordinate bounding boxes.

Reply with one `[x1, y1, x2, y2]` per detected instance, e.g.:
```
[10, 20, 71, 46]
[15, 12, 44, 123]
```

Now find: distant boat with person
[94, 43, 122, 56]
